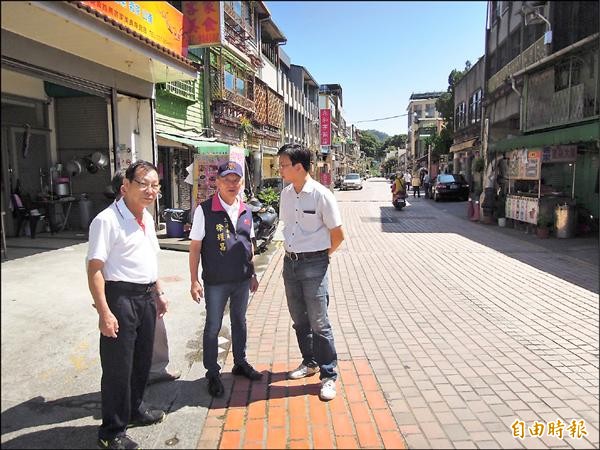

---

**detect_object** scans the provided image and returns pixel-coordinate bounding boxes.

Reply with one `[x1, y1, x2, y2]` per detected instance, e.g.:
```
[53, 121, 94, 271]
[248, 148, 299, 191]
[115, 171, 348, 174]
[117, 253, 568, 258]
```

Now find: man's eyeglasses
[133, 179, 161, 192]
[278, 163, 293, 169]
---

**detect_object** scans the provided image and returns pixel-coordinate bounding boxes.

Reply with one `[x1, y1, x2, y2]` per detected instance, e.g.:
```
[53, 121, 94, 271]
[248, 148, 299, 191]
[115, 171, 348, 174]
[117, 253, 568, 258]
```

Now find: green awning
[157, 132, 241, 155]
[490, 121, 600, 152]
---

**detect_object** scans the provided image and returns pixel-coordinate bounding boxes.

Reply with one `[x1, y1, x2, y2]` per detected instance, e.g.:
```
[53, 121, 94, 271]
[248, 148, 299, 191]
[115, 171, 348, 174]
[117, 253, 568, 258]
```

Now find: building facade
[484, 0, 599, 218]
[406, 92, 445, 174]
[1, 1, 196, 236]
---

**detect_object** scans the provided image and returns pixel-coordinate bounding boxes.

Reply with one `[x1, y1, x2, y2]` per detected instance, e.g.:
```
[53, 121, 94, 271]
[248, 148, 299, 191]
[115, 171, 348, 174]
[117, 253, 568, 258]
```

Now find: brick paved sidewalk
[194, 181, 598, 449]
[197, 246, 406, 449]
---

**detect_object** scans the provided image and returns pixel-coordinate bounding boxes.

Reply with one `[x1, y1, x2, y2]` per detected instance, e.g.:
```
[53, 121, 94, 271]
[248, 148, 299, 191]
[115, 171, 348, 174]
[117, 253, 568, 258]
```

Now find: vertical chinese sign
[320, 108, 331, 147]
[182, 1, 223, 54]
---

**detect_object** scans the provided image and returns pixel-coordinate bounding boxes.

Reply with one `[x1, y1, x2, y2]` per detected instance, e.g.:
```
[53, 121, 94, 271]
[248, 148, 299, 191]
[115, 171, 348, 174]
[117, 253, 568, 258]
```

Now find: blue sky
[266, 1, 488, 137]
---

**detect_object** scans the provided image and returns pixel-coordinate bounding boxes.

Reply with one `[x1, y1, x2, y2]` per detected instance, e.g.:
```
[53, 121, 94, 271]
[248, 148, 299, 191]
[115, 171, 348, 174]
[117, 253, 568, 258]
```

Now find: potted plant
[536, 213, 552, 238]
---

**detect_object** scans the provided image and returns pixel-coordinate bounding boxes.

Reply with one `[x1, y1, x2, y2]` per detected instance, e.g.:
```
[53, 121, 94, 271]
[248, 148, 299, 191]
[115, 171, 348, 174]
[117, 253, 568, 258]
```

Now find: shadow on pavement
[378, 205, 599, 293]
[1, 425, 98, 449]
[1, 379, 211, 449]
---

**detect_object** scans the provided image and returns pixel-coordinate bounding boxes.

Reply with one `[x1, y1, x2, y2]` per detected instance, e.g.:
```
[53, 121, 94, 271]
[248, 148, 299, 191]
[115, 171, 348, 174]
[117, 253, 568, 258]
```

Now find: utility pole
[427, 144, 431, 175]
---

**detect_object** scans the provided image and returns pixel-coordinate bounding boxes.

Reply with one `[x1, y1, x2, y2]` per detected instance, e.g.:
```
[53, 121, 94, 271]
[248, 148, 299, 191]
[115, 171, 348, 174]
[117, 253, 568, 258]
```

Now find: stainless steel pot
[66, 159, 82, 177]
[56, 182, 70, 196]
[91, 151, 108, 168]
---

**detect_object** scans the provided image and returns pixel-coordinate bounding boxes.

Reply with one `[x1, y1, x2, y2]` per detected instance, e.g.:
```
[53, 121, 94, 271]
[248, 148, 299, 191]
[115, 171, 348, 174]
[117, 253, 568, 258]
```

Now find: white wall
[116, 94, 153, 168]
[1, 69, 47, 100]
[259, 56, 278, 91]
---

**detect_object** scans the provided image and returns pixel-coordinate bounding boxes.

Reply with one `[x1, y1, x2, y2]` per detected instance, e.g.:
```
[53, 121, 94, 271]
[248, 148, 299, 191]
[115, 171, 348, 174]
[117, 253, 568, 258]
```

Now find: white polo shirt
[87, 198, 159, 283]
[279, 177, 342, 253]
[189, 193, 255, 241]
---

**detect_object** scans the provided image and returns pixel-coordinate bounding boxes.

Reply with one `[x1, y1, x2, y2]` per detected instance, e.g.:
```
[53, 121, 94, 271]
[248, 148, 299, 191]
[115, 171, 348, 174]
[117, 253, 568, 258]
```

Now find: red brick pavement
[196, 247, 407, 449]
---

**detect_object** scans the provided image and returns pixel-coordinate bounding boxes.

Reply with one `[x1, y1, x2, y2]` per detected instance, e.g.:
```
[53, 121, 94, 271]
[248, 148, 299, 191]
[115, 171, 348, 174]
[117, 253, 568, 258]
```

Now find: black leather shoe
[207, 375, 224, 397]
[128, 409, 166, 428]
[232, 363, 263, 381]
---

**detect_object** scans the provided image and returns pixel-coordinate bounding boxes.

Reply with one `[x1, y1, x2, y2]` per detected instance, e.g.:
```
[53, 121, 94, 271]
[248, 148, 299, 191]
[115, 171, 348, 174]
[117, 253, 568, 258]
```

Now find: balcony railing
[210, 70, 255, 113]
[488, 36, 547, 93]
[156, 80, 197, 102]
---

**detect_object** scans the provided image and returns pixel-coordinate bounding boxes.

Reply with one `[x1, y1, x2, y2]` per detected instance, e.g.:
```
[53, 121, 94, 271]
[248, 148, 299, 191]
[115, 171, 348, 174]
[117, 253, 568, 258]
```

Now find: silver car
[341, 173, 363, 190]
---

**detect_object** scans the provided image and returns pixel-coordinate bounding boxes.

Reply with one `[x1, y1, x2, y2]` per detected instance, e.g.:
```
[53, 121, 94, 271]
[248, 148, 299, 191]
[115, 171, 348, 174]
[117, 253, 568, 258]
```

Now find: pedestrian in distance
[412, 171, 421, 197]
[277, 143, 345, 401]
[110, 173, 181, 386]
[422, 170, 431, 199]
[189, 161, 262, 398]
[403, 171, 412, 193]
[87, 160, 168, 450]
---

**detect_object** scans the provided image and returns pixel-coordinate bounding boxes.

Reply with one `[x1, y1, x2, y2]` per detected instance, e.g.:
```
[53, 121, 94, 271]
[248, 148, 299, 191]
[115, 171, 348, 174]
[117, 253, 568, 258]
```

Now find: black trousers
[98, 282, 157, 440]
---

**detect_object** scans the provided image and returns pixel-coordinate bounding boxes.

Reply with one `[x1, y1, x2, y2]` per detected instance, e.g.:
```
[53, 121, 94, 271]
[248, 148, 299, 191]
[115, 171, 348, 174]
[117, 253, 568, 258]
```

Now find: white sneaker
[288, 364, 319, 380]
[319, 377, 336, 401]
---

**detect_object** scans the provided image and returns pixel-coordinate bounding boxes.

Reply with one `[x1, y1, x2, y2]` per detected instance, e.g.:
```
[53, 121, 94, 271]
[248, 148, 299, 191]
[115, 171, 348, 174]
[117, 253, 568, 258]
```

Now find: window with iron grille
[157, 80, 197, 102]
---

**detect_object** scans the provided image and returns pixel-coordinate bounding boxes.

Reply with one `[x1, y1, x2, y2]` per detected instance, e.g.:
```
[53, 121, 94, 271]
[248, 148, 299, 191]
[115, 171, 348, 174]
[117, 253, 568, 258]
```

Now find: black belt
[105, 281, 157, 294]
[285, 249, 328, 261]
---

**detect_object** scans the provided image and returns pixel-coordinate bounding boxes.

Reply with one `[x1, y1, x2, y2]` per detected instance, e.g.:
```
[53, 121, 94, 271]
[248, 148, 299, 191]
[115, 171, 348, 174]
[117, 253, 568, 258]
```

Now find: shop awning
[489, 122, 599, 152]
[450, 138, 478, 153]
[156, 132, 250, 156]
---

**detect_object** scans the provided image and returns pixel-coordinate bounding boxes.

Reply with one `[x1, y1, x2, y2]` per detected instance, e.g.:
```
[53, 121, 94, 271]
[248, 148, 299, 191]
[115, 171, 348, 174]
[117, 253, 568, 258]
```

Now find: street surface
[1, 177, 598, 449]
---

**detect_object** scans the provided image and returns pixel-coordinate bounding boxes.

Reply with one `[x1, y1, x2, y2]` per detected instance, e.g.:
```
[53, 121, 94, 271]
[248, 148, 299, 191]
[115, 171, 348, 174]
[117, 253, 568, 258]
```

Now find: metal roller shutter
[1, 56, 111, 98]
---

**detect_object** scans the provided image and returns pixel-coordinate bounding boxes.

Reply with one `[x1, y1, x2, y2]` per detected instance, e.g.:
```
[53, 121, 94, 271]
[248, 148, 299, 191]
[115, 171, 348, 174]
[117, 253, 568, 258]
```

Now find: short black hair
[111, 172, 124, 194]
[124, 160, 158, 181]
[277, 143, 311, 172]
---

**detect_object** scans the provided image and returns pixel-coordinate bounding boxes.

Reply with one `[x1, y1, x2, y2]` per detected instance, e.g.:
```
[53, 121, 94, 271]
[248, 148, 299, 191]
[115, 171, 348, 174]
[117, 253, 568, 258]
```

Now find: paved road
[332, 178, 598, 448]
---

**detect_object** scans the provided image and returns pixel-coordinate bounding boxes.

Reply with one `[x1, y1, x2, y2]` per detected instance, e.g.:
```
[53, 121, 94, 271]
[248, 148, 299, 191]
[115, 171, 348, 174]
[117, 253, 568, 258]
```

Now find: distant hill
[361, 129, 389, 142]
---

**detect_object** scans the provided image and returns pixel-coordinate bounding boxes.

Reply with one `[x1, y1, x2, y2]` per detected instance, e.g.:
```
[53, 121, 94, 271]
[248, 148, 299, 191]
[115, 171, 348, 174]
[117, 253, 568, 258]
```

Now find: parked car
[431, 174, 469, 201]
[341, 173, 363, 190]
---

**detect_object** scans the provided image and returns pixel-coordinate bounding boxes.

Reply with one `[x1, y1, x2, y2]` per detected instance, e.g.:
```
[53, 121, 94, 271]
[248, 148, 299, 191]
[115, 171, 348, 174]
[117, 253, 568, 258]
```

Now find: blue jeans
[283, 253, 337, 380]
[203, 279, 250, 377]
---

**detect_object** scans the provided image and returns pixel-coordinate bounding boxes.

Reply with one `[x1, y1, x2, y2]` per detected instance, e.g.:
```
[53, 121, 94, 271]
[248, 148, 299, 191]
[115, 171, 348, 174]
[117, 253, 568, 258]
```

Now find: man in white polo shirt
[277, 143, 345, 401]
[88, 160, 168, 450]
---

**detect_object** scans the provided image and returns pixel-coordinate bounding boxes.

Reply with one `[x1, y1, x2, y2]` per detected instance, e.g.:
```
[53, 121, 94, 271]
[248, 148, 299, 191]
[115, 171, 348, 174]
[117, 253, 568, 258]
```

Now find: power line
[354, 112, 409, 124]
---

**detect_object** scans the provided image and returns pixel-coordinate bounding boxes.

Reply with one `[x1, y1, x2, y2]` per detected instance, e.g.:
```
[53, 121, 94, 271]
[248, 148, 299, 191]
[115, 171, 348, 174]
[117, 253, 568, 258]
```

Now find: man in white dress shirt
[88, 160, 168, 450]
[277, 143, 345, 401]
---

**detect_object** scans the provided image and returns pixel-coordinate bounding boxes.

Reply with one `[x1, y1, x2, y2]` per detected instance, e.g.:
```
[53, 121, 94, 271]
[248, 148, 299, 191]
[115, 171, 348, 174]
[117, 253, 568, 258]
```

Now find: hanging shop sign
[81, 1, 184, 56]
[541, 145, 577, 163]
[320, 109, 331, 146]
[508, 148, 542, 180]
[182, 1, 223, 50]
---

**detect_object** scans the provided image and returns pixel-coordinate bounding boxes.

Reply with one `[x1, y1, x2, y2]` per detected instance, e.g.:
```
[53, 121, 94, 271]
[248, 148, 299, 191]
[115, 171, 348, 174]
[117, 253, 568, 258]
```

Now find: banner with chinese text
[320, 109, 331, 146]
[81, 1, 184, 56]
[182, 1, 223, 50]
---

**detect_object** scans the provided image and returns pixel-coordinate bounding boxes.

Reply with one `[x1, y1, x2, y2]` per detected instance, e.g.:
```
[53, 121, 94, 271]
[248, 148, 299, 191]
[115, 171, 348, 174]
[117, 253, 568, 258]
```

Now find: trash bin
[79, 194, 93, 230]
[555, 204, 576, 238]
[163, 208, 185, 238]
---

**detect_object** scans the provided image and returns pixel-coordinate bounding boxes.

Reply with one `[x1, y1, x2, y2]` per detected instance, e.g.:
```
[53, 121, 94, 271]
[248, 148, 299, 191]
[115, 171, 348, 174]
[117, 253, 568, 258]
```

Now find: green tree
[434, 61, 472, 155]
[358, 130, 380, 158]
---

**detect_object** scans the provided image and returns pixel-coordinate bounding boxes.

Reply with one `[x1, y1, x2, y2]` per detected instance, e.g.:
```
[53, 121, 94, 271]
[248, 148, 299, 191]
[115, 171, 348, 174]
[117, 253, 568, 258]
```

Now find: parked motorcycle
[247, 196, 279, 253]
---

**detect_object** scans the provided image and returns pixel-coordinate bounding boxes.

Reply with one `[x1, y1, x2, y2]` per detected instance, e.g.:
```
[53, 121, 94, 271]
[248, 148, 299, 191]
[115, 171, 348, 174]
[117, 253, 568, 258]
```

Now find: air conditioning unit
[524, 5, 546, 26]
